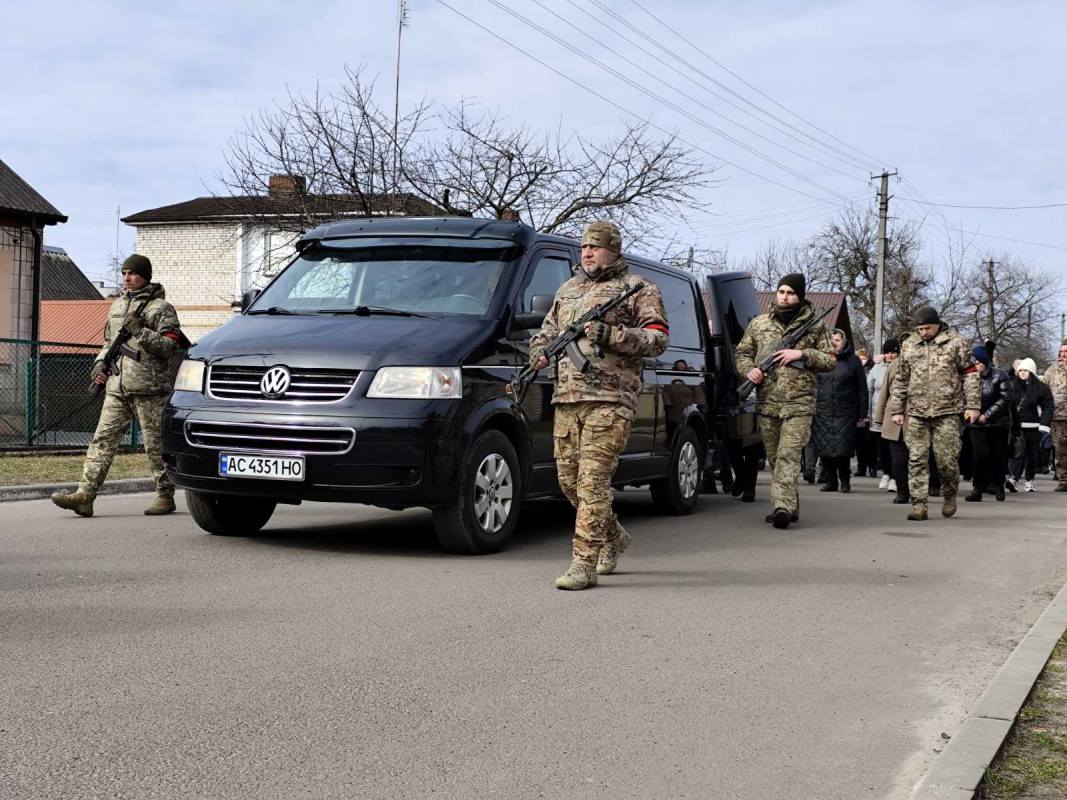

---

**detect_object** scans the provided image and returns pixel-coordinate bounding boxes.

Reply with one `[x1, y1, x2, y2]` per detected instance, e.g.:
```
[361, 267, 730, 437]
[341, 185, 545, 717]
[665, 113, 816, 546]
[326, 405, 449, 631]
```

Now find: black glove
[585, 321, 617, 347]
[123, 313, 144, 336]
[91, 361, 107, 380]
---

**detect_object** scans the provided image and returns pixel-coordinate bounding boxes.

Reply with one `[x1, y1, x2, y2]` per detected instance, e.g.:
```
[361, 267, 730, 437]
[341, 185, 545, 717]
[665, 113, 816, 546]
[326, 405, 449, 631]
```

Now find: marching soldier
[1045, 338, 1067, 492]
[735, 274, 837, 528]
[886, 306, 981, 520]
[52, 255, 183, 518]
[529, 221, 669, 590]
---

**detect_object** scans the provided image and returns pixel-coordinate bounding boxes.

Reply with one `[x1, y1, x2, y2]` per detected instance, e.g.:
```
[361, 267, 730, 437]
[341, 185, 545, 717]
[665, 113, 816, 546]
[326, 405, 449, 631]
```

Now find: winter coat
[734, 300, 837, 419]
[969, 366, 1013, 429]
[886, 325, 981, 419]
[867, 361, 888, 432]
[529, 256, 668, 415]
[97, 283, 182, 396]
[1044, 361, 1067, 421]
[1012, 376, 1054, 433]
[875, 357, 904, 442]
[813, 343, 869, 457]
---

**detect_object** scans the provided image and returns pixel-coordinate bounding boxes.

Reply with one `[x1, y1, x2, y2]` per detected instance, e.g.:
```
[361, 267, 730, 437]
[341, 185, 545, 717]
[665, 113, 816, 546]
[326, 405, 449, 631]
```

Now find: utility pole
[1060, 312, 1065, 342]
[986, 258, 998, 341]
[873, 170, 897, 351]
[392, 0, 409, 215]
[685, 246, 694, 272]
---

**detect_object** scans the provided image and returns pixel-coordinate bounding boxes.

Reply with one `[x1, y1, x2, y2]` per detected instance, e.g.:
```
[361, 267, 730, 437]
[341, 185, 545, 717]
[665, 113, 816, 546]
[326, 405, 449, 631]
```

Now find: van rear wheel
[433, 430, 521, 555]
[651, 427, 703, 515]
[187, 490, 276, 536]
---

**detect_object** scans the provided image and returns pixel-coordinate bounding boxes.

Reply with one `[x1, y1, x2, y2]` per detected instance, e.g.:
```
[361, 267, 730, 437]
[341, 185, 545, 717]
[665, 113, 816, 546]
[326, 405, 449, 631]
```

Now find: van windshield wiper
[248, 306, 302, 315]
[316, 305, 429, 318]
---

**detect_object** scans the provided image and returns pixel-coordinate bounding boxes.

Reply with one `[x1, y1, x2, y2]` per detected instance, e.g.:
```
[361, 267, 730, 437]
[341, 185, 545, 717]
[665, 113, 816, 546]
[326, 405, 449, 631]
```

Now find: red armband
[163, 332, 180, 342]
[644, 323, 669, 333]
[962, 365, 977, 374]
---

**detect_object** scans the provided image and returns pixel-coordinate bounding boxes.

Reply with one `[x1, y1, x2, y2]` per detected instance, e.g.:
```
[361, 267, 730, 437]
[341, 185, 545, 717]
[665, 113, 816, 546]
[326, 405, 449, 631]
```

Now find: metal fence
[0, 338, 140, 451]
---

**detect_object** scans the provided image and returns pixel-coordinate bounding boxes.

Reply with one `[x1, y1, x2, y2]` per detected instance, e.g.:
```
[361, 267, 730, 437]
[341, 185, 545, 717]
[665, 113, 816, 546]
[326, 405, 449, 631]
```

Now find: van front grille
[208, 365, 359, 403]
[184, 420, 356, 455]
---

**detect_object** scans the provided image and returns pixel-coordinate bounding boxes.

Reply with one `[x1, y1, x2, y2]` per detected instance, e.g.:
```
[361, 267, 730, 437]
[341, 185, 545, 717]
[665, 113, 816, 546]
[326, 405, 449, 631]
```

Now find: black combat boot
[820, 480, 839, 492]
[840, 477, 852, 493]
[965, 488, 982, 502]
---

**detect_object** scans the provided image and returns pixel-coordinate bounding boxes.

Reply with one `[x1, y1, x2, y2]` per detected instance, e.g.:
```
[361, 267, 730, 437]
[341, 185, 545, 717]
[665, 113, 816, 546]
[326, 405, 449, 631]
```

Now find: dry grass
[0, 453, 152, 486]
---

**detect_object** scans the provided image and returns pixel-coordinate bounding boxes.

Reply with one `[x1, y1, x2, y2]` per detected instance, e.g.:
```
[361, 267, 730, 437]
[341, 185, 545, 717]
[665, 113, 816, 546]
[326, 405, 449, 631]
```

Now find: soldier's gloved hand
[123, 314, 144, 336]
[91, 361, 108, 385]
[584, 321, 618, 348]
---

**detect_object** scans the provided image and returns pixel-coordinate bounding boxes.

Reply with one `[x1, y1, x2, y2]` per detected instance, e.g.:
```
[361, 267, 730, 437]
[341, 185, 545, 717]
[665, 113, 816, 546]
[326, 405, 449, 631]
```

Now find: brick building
[122, 176, 440, 341]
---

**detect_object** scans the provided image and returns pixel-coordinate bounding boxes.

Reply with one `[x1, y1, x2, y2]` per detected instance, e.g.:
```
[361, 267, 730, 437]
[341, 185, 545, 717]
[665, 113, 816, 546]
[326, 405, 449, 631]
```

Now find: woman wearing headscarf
[1008, 357, 1054, 492]
[813, 328, 869, 492]
[965, 345, 1013, 501]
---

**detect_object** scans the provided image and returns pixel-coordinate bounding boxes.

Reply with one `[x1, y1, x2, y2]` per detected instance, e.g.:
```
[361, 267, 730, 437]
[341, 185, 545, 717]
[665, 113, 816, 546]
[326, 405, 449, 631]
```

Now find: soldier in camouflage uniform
[735, 274, 837, 528]
[52, 255, 183, 518]
[529, 221, 669, 590]
[886, 306, 981, 520]
[1045, 339, 1067, 492]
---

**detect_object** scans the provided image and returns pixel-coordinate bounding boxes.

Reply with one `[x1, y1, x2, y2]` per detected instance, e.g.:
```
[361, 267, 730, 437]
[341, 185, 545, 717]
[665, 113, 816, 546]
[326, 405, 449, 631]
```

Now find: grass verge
[977, 632, 1067, 799]
[0, 453, 151, 486]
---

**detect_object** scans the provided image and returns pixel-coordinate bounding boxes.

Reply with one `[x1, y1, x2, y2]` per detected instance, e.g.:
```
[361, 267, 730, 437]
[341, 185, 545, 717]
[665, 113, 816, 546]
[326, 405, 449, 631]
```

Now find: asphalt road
[3, 473, 1066, 800]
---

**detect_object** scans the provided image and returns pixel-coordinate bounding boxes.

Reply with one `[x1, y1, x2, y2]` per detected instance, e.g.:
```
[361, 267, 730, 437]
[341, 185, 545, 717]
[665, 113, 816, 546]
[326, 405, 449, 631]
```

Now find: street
[2, 474, 1066, 800]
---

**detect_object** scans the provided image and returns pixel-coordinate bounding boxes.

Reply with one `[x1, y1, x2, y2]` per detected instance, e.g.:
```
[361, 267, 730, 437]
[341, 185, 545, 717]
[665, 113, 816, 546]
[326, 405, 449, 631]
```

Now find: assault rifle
[736, 306, 834, 401]
[89, 285, 163, 397]
[507, 282, 645, 405]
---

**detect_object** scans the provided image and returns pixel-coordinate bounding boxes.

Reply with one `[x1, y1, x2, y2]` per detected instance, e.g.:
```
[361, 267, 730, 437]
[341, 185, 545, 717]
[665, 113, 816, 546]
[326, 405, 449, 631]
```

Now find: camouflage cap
[581, 221, 622, 252]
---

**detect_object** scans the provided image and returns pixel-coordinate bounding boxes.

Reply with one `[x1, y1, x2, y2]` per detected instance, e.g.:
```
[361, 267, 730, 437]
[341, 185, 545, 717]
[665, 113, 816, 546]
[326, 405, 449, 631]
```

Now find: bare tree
[219, 67, 716, 253]
[957, 253, 1063, 366]
[735, 236, 820, 291]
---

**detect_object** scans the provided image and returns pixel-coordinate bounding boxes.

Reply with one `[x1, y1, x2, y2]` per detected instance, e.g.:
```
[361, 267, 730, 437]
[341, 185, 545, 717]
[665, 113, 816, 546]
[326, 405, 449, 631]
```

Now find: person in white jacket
[868, 339, 899, 490]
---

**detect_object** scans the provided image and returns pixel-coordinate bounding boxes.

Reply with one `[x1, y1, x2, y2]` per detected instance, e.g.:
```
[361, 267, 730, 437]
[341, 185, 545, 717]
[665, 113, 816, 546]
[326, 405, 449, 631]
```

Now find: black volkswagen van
[163, 217, 760, 553]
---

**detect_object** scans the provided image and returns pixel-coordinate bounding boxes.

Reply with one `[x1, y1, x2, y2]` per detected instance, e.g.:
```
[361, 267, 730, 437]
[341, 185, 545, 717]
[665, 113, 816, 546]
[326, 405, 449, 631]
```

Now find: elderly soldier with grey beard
[735, 274, 837, 529]
[528, 221, 669, 590]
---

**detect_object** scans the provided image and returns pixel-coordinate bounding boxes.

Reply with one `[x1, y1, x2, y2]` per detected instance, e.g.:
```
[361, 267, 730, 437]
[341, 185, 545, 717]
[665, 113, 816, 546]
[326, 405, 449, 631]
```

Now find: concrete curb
[910, 580, 1067, 799]
[0, 478, 155, 503]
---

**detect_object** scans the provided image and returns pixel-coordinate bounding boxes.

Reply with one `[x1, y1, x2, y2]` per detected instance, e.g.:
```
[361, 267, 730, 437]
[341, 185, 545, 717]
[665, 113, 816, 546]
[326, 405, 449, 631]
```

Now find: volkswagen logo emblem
[260, 366, 291, 399]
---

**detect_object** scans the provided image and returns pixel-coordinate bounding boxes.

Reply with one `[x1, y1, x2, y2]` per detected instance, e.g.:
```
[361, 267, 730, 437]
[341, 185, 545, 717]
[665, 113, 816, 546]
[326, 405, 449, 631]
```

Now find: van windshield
[251, 237, 523, 317]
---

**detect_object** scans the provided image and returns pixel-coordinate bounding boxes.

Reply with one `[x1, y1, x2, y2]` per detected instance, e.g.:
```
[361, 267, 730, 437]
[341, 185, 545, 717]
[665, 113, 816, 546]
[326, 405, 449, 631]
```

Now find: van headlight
[174, 359, 206, 393]
[367, 367, 462, 399]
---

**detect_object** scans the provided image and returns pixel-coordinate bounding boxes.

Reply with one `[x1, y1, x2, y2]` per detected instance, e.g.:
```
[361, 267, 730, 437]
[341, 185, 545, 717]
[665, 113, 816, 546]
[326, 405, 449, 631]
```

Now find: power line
[434, 0, 850, 202]
[557, 0, 875, 175]
[897, 197, 1067, 210]
[481, 0, 855, 200]
[627, 0, 887, 171]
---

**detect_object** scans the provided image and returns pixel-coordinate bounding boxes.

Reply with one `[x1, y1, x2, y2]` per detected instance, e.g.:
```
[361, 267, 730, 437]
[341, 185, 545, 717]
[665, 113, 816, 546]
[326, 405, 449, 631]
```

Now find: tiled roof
[40, 299, 112, 347]
[0, 159, 66, 224]
[756, 290, 853, 341]
[123, 193, 442, 224]
[41, 246, 103, 301]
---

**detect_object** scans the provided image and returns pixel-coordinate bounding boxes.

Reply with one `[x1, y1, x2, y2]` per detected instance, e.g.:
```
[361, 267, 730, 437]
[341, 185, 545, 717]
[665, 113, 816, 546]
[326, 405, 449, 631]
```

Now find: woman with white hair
[1008, 358, 1055, 492]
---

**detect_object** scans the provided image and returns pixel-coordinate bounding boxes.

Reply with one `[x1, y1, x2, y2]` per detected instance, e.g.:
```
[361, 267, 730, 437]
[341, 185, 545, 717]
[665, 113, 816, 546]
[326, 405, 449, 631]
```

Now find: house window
[265, 231, 297, 276]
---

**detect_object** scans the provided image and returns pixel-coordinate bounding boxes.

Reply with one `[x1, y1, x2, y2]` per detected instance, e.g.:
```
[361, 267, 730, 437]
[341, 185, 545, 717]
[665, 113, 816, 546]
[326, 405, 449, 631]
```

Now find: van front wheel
[650, 427, 703, 515]
[187, 490, 276, 536]
[433, 430, 521, 555]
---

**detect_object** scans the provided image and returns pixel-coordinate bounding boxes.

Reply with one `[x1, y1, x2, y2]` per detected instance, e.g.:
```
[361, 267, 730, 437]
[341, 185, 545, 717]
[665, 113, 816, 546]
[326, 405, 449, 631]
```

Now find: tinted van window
[652, 273, 702, 349]
[522, 253, 572, 310]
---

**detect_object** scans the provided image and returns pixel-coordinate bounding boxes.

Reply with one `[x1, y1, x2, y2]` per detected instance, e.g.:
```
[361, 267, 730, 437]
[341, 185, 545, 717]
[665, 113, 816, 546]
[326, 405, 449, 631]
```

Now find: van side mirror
[509, 294, 554, 332]
[241, 289, 261, 311]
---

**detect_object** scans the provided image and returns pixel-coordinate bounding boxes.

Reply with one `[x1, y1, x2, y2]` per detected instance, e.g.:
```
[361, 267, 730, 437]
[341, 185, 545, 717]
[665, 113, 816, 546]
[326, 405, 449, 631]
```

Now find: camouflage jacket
[528, 257, 668, 415]
[886, 325, 980, 419]
[1045, 362, 1067, 421]
[97, 283, 183, 396]
[734, 301, 837, 418]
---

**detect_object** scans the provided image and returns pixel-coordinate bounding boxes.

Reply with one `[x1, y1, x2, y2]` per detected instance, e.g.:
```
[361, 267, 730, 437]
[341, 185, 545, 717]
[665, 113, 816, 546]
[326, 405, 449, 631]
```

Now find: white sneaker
[879, 475, 890, 490]
[1025, 481, 1036, 493]
[887, 479, 897, 492]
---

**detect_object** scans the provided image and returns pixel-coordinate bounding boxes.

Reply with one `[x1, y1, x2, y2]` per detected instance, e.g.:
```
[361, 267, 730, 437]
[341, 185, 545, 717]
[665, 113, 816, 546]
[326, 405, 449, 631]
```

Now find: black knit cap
[882, 338, 900, 355]
[121, 254, 152, 282]
[914, 305, 941, 326]
[777, 273, 806, 302]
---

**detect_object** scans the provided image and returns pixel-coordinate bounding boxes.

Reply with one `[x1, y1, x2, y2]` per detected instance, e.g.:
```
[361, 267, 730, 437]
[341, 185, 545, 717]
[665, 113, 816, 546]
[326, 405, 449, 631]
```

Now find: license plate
[218, 453, 305, 481]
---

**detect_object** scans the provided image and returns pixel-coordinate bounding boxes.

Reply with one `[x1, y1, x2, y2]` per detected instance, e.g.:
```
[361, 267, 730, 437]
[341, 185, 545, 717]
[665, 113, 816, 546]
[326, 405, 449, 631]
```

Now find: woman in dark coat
[1008, 357, 1055, 492]
[965, 345, 1013, 502]
[814, 329, 869, 492]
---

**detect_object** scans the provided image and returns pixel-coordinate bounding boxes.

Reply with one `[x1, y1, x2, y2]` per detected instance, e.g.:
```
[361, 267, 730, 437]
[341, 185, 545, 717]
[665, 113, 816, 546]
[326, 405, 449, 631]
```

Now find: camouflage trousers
[554, 401, 633, 566]
[760, 414, 812, 515]
[78, 392, 173, 499]
[904, 414, 960, 506]
[1053, 421, 1067, 486]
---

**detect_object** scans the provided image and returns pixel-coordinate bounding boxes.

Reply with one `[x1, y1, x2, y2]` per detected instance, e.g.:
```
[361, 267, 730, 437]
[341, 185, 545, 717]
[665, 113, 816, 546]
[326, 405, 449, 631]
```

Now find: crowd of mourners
[716, 332, 1067, 505]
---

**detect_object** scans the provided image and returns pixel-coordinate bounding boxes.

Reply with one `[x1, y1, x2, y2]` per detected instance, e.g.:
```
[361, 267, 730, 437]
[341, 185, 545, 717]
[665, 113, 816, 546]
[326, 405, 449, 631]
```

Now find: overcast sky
[3, 0, 1065, 291]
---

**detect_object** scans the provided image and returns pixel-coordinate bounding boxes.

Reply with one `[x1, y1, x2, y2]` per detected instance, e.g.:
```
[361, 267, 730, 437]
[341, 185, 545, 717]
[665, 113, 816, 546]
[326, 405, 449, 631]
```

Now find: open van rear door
[704, 272, 761, 447]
